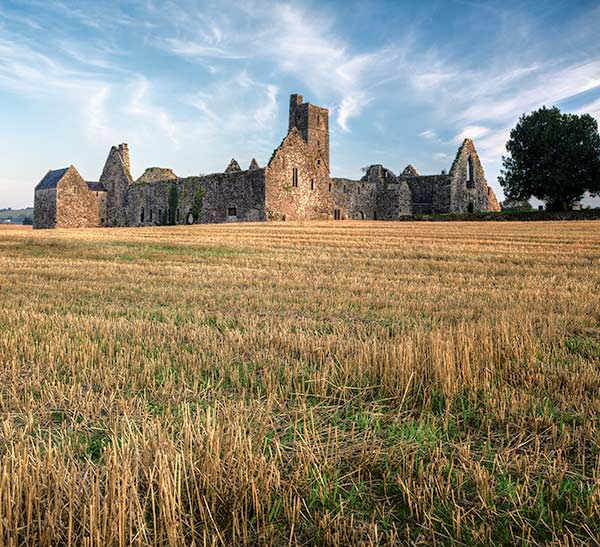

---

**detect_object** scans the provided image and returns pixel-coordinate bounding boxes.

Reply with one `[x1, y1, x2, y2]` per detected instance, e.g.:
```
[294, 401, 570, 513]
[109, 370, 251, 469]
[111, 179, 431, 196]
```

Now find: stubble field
[1, 221, 599, 546]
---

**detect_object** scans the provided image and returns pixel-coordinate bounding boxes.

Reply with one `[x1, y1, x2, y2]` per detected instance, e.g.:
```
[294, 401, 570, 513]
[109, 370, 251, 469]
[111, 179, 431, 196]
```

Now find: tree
[499, 106, 600, 211]
[500, 199, 533, 212]
[22, 216, 33, 225]
[191, 188, 206, 224]
[168, 186, 179, 225]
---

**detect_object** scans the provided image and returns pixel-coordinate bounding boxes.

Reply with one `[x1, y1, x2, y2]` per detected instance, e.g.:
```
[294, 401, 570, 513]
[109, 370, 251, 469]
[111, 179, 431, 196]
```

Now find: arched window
[467, 157, 475, 188]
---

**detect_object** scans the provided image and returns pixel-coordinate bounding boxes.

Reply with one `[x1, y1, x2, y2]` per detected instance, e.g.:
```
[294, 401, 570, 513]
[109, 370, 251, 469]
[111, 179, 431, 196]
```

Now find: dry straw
[0, 220, 599, 546]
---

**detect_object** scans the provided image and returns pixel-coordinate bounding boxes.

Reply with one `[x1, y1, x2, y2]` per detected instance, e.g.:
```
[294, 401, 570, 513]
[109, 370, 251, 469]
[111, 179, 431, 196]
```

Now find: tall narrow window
[467, 157, 475, 188]
[292, 167, 298, 188]
[468, 202, 474, 213]
[176, 208, 180, 222]
[150, 209, 153, 222]
[310, 179, 314, 191]
[141, 208, 145, 223]
[328, 183, 332, 192]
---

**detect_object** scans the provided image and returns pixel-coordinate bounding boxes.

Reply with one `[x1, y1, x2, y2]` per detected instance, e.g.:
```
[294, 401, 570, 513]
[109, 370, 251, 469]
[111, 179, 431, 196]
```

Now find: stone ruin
[33, 94, 500, 229]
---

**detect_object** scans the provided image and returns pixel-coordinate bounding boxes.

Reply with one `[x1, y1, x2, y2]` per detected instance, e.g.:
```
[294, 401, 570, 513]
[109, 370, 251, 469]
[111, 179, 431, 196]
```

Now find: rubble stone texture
[34, 94, 500, 229]
[136, 168, 177, 184]
[33, 166, 106, 229]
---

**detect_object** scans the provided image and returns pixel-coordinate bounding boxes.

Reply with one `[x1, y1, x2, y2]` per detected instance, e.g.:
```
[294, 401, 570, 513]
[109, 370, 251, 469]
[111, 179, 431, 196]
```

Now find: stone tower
[100, 143, 133, 227]
[288, 94, 330, 175]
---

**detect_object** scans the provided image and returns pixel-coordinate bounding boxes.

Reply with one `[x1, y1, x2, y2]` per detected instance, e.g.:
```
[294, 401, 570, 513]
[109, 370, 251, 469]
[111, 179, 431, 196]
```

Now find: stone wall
[136, 168, 177, 184]
[359, 165, 412, 220]
[449, 139, 501, 213]
[404, 175, 452, 214]
[289, 94, 330, 174]
[92, 190, 107, 226]
[56, 168, 103, 228]
[127, 169, 266, 226]
[376, 181, 413, 220]
[100, 144, 132, 227]
[33, 188, 57, 229]
[265, 129, 332, 221]
[330, 178, 376, 219]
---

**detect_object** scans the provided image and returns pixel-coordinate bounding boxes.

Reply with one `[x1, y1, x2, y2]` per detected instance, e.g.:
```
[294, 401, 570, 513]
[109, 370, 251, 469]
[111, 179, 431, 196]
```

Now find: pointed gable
[225, 159, 241, 173]
[449, 139, 477, 176]
[267, 127, 307, 168]
[401, 164, 420, 177]
[249, 158, 260, 170]
[100, 144, 133, 185]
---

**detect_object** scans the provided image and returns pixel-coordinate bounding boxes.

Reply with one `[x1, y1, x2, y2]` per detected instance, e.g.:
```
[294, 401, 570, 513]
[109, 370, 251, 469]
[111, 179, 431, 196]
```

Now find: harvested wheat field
[1, 221, 600, 546]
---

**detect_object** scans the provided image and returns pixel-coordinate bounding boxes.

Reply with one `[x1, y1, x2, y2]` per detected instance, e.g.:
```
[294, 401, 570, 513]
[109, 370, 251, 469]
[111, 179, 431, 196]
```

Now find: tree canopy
[499, 106, 600, 211]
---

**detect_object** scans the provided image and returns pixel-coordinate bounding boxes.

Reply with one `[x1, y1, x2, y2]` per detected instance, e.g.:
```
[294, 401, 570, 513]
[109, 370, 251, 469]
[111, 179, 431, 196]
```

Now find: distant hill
[0, 207, 33, 225]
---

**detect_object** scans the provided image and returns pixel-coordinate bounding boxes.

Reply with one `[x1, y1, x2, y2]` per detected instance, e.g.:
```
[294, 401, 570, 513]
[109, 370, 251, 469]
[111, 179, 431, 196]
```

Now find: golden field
[0, 221, 599, 546]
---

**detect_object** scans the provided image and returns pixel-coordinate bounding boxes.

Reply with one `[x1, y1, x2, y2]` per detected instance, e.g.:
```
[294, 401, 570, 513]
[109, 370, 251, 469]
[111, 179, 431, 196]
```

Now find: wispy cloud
[165, 38, 248, 60]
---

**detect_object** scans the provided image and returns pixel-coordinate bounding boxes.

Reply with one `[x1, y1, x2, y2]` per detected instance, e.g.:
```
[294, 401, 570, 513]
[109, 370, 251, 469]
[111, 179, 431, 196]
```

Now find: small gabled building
[33, 165, 106, 229]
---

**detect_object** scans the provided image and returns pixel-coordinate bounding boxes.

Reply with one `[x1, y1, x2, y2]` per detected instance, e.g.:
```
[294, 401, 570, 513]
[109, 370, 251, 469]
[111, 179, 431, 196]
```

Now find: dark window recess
[176, 209, 180, 222]
[150, 210, 153, 222]
[343, 185, 348, 193]
[228, 207, 237, 217]
[310, 179, 314, 190]
[467, 157, 475, 188]
[317, 160, 321, 167]
[468, 202, 474, 213]
[141, 208, 145, 223]
[328, 183, 332, 192]
[334, 209, 341, 220]
[292, 167, 298, 188]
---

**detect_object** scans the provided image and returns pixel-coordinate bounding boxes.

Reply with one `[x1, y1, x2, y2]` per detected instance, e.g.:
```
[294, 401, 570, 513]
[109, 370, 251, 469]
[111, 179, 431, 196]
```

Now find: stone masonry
[33, 166, 106, 229]
[33, 93, 500, 229]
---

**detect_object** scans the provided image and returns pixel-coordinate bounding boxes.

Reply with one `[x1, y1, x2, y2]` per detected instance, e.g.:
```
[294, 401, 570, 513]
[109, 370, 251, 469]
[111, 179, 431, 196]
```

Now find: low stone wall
[128, 169, 266, 226]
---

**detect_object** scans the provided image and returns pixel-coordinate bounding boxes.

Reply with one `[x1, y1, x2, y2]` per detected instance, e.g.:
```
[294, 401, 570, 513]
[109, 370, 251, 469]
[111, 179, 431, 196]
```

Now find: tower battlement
[288, 94, 330, 174]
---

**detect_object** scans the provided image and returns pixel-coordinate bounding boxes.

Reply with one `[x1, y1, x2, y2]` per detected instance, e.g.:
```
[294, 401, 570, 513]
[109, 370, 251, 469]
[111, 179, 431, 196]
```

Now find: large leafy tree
[499, 106, 600, 211]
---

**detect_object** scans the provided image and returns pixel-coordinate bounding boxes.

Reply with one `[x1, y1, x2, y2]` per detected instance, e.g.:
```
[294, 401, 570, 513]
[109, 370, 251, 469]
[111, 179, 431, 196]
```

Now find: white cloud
[419, 130, 437, 139]
[453, 125, 491, 143]
[86, 85, 113, 141]
[126, 78, 180, 146]
[338, 92, 372, 132]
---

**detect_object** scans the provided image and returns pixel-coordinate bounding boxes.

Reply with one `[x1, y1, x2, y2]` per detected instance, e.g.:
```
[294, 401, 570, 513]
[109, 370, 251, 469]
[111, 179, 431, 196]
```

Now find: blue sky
[1, 0, 600, 208]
